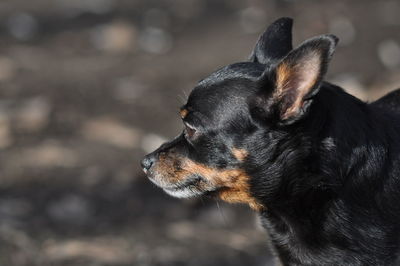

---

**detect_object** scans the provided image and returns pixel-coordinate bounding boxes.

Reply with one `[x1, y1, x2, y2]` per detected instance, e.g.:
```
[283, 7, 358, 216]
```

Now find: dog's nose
[141, 154, 156, 173]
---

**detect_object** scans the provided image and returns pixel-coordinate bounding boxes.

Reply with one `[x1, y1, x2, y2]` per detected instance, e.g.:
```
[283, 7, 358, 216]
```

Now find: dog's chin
[148, 174, 216, 199]
[162, 186, 204, 198]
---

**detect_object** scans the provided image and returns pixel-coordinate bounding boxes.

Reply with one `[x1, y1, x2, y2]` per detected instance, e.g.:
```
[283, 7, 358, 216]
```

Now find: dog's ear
[251, 35, 338, 125]
[272, 35, 338, 122]
[249, 17, 293, 64]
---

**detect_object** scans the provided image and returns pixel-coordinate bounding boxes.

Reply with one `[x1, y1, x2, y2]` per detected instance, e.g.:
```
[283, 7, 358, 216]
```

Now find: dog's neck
[254, 84, 398, 264]
[253, 83, 391, 215]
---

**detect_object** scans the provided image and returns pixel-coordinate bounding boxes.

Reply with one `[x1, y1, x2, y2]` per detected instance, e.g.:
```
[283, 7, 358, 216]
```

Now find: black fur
[249, 17, 293, 64]
[142, 18, 400, 265]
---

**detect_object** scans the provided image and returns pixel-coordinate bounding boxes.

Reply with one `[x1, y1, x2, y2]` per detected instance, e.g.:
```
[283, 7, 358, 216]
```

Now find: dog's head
[141, 18, 338, 210]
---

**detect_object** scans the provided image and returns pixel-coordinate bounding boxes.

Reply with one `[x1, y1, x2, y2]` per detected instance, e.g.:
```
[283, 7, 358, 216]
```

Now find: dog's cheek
[180, 160, 265, 210]
[155, 156, 265, 210]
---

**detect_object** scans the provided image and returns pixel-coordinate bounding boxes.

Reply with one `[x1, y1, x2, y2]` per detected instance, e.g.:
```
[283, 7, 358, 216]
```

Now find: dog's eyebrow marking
[180, 108, 188, 119]
[232, 148, 248, 162]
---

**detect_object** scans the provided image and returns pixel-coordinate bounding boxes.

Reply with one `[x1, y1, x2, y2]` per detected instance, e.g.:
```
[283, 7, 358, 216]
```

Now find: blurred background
[0, 0, 399, 265]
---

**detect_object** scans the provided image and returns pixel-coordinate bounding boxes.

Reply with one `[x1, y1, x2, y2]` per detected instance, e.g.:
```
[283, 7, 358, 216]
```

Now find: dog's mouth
[147, 173, 219, 199]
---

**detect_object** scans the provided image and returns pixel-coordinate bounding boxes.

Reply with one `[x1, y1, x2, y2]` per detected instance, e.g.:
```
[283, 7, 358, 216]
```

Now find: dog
[141, 17, 400, 265]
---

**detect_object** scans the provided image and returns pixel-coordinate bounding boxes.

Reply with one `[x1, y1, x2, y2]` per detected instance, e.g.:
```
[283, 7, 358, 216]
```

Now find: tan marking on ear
[180, 109, 188, 119]
[232, 148, 248, 162]
[274, 52, 321, 120]
[275, 62, 291, 97]
[154, 154, 265, 211]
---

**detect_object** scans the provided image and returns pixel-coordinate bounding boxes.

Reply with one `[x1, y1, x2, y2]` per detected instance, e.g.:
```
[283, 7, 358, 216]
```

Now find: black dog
[141, 17, 400, 265]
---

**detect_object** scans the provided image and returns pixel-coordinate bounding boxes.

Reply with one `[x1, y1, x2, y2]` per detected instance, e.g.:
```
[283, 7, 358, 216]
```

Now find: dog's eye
[184, 123, 196, 139]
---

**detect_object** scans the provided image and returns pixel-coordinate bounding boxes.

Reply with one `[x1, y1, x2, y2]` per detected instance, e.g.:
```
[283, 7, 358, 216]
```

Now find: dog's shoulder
[371, 88, 400, 113]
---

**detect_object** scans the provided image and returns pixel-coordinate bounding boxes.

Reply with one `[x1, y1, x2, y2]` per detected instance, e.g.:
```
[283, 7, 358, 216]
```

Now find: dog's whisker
[215, 199, 228, 227]
[177, 94, 186, 104]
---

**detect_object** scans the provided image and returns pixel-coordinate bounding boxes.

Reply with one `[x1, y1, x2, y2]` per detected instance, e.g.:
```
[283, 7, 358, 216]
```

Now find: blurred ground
[0, 0, 399, 265]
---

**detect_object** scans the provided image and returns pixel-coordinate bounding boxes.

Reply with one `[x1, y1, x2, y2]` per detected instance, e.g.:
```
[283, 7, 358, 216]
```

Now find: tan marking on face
[153, 153, 265, 211]
[180, 109, 188, 119]
[184, 160, 264, 211]
[232, 148, 248, 162]
[218, 181, 265, 211]
[152, 153, 185, 183]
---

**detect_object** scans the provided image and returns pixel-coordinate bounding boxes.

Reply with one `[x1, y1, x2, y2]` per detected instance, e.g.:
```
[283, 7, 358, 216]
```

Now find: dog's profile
[141, 17, 400, 265]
